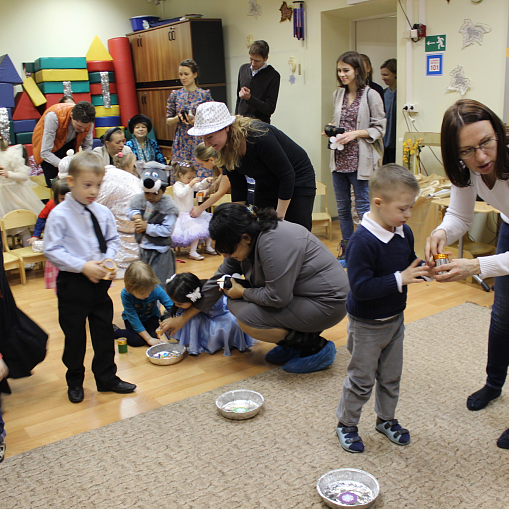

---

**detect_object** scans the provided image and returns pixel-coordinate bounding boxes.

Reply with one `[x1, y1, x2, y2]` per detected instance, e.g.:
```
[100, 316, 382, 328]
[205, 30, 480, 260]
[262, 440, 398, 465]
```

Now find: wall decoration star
[459, 18, 491, 49]
[447, 65, 471, 96]
[280, 1, 293, 23]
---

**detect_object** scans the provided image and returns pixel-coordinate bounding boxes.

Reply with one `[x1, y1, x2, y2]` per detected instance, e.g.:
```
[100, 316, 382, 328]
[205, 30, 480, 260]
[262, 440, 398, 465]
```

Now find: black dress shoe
[68, 386, 84, 403]
[97, 380, 136, 393]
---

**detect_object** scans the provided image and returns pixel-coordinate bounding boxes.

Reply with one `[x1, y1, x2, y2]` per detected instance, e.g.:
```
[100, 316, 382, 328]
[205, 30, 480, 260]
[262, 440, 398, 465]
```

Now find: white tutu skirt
[172, 296, 257, 356]
[0, 182, 43, 217]
[171, 211, 212, 248]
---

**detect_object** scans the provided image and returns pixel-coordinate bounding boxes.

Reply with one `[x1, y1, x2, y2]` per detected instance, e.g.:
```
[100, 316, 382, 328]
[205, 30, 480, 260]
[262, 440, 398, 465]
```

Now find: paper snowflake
[459, 18, 491, 49]
[247, 0, 262, 18]
[447, 65, 471, 96]
[289, 74, 296, 85]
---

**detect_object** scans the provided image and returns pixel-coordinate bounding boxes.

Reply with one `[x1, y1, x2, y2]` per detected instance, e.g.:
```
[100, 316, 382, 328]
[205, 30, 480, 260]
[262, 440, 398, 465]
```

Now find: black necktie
[84, 207, 107, 254]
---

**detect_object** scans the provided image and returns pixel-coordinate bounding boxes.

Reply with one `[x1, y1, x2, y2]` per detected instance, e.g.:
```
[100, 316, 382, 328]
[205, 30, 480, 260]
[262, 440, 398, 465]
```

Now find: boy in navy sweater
[336, 164, 431, 453]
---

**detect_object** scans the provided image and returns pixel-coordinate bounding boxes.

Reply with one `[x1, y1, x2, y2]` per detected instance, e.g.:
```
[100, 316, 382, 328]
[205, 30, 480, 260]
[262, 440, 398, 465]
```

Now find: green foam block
[37, 81, 90, 94]
[34, 57, 87, 72]
[15, 131, 33, 144]
[91, 94, 118, 106]
[88, 72, 115, 84]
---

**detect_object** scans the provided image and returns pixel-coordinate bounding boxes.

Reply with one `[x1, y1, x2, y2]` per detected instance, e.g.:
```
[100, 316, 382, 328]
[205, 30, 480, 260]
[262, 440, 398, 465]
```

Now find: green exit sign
[425, 35, 446, 52]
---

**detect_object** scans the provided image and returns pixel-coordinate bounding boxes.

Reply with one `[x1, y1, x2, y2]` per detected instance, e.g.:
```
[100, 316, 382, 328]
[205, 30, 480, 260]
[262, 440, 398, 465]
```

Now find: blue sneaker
[375, 419, 411, 445]
[336, 425, 365, 453]
[282, 340, 336, 373]
[265, 345, 299, 364]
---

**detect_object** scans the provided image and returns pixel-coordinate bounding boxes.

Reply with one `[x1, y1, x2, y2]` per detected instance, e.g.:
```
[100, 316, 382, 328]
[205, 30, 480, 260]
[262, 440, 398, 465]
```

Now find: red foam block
[90, 82, 117, 95]
[44, 93, 92, 109]
[24, 143, 33, 157]
[87, 60, 115, 73]
[12, 91, 41, 120]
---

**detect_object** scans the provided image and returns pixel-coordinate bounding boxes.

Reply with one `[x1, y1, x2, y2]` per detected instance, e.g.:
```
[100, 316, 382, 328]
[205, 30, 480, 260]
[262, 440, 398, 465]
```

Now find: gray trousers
[139, 247, 175, 287]
[336, 313, 405, 426]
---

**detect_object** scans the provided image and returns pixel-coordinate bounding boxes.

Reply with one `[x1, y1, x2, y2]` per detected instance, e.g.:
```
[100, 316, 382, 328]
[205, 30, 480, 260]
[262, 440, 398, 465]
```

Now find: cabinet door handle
[140, 36, 143, 47]
[168, 28, 176, 41]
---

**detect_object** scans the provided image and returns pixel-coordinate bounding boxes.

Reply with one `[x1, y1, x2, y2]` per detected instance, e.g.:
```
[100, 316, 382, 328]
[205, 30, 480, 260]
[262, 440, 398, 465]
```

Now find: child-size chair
[312, 182, 332, 240]
[1, 209, 46, 284]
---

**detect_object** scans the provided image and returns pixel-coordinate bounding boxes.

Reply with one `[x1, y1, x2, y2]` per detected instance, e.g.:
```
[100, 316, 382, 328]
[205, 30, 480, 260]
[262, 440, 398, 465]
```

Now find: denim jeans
[486, 221, 509, 389]
[332, 171, 370, 240]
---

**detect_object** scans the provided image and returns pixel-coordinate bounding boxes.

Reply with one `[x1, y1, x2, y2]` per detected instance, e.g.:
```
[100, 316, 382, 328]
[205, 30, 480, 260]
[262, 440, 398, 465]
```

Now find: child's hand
[27, 237, 38, 245]
[147, 336, 162, 346]
[401, 258, 431, 286]
[189, 177, 201, 187]
[134, 218, 147, 233]
[0, 358, 9, 380]
[83, 260, 108, 283]
[0, 168, 8, 178]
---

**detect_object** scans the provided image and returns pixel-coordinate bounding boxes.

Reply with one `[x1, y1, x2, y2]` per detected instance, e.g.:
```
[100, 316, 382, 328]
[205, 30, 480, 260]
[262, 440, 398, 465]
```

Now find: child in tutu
[0, 135, 43, 244]
[114, 261, 173, 347]
[28, 178, 70, 290]
[171, 161, 217, 261]
[164, 272, 256, 356]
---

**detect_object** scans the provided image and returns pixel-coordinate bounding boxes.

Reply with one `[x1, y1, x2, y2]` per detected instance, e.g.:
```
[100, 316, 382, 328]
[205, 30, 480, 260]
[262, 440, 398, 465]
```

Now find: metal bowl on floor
[215, 389, 264, 420]
[146, 343, 186, 365]
[316, 468, 380, 508]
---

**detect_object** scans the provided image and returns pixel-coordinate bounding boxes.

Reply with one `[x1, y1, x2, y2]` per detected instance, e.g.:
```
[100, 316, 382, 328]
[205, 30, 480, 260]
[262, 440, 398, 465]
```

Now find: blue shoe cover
[282, 340, 336, 373]
[265, 345, 299, 364]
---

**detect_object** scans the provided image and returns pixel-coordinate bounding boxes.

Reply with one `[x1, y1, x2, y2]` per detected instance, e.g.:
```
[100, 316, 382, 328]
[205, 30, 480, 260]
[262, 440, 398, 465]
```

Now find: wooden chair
[1, 209, 46, 284]
[3, 252, 25, 284]
[312, 182, 332, 240]
[210, 192, 231, 213]
[30, 175, 52, 201]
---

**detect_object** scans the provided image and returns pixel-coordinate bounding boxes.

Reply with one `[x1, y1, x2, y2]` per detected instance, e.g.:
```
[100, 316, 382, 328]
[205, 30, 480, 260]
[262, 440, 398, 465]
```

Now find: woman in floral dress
[166, 59, 213, 180]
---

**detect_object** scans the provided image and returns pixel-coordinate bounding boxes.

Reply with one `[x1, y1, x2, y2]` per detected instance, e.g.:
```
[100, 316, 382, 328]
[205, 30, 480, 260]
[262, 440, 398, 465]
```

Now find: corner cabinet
[127, 18, 226, 153]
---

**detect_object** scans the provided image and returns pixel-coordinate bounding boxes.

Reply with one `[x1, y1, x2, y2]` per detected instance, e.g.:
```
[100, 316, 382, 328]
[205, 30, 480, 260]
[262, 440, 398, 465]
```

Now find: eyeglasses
[459, 137, 497, 160]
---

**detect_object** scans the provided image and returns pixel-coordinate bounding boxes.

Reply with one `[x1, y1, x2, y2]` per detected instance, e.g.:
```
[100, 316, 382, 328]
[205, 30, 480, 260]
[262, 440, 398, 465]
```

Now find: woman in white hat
[188, 102, 316, 230]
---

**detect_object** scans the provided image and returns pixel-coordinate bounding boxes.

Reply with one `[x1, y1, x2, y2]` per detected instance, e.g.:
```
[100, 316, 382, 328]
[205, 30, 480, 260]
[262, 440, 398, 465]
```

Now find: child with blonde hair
[171, 161, 216, 261]
[114, 261, 173, 347]
[193, 142, 223, 194]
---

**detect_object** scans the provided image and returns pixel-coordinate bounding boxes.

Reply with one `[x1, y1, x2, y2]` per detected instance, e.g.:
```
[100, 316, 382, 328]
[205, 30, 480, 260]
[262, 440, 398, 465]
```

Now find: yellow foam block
[22, 76, 46, 106]
[86, 36, 113, 61]
[94, 105, 120, 117]
[34, 69, 89, 83]
[95, 126, 124, 138]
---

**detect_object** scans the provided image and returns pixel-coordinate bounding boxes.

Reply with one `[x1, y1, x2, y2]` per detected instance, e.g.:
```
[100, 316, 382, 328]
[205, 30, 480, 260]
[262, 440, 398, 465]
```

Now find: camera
[324, 125, 344, 149]
[180, 109, 189, 122]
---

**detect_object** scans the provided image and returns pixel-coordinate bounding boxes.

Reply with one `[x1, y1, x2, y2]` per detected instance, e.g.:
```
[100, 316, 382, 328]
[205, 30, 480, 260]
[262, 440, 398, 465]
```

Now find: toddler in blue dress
[165, 272, 256, 356]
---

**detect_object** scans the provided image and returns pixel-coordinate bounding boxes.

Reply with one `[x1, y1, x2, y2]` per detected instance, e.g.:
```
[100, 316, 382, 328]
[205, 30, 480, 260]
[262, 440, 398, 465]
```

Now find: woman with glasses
[425, 99, 509, 450]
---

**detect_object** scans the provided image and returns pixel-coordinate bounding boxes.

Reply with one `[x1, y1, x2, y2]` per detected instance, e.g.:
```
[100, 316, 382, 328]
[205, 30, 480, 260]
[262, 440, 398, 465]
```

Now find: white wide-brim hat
[188, 102, 236, 137]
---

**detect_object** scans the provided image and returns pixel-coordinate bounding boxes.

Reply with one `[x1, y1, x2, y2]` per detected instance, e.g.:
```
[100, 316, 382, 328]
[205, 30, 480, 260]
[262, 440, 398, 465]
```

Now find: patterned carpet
[1, 303, 509, 509]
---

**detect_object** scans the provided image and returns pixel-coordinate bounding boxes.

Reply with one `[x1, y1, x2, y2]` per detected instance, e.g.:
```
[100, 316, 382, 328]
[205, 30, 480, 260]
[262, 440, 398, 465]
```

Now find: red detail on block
[12, 91, 41, 120]
[24, 143, 33, 157]
[90, 82, 117, 95]
[44, 93, 92, 109]
[87, 61, 115, 73]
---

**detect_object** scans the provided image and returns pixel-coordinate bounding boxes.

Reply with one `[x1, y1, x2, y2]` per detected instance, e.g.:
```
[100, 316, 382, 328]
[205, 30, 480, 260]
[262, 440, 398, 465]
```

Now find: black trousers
[255, 193, 315, 232]
[383, 147, 396, 165]
[41, 140, 76, 188]
[57, 271, 120, 388]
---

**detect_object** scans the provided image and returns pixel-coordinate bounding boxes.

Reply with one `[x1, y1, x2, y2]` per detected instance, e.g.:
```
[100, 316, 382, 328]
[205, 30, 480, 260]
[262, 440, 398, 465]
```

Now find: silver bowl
[215, 389, 264, 420]
[316, 468, 380, 508]
[146, 343, 186, 365]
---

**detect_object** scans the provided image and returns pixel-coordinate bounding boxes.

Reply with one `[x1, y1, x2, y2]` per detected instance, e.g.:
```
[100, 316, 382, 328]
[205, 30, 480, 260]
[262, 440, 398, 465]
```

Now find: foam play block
[86, 36, 113, 62]
[92, 138, 103, 149]
[0, 83, 14, 108]
[22, 77, 47, 107]
[95, 115, 121, 128]
[90, 83, 117, 95]
[34, 69, 89, 83]
[0, 55, 23, 84]
[88, 72, 115, 84]
[91, 94, 118, 106]
[37, 81, 90, 94]
[94, 105, 120, 117]
[94, 126, 124, 138]
[13, 91, 42, 120]
[12, 119, 37, 133]
[34, 57, 87, 72]
[24, 62, 35, 74]
[87, 61, 115, 73]
[24, 143, 33, 156]
[15, 131, 33, 144]
[44, 92, 92, 108]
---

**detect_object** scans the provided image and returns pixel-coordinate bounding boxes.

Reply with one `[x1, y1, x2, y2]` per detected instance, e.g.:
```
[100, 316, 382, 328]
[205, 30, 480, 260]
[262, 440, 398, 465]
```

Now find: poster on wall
[426, 54, 443, 76]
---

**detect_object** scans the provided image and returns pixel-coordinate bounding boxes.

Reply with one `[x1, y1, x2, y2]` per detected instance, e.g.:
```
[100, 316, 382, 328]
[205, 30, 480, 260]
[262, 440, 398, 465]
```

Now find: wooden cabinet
[128, 18, 226, 152]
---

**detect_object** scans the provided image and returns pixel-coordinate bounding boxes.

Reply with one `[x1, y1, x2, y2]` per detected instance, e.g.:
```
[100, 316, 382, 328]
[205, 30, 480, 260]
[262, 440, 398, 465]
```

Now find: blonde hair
[369, 164, 420, 202]
[112, 152, 135, 173]
[194, 142, 217, 162]
[218, 116, 268, 171]
[68, 151, 104, 177]
[172, 161, 196, 181]
[124, 261, 160, 294]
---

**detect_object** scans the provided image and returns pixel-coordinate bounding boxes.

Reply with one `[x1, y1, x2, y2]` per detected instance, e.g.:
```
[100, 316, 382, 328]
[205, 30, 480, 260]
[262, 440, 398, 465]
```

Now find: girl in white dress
[171, 161, 217, 261]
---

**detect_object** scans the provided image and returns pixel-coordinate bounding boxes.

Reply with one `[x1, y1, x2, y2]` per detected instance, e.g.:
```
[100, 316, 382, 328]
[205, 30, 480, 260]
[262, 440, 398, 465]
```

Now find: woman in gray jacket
[160, 203, 350, 373]
[326, 51, 385, 260]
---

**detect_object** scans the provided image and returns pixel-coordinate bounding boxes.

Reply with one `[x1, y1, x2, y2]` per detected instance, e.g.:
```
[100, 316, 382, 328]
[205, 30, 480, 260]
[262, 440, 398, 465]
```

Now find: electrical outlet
[404, 103, 418, 113]
[405, 29, 418, 39]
